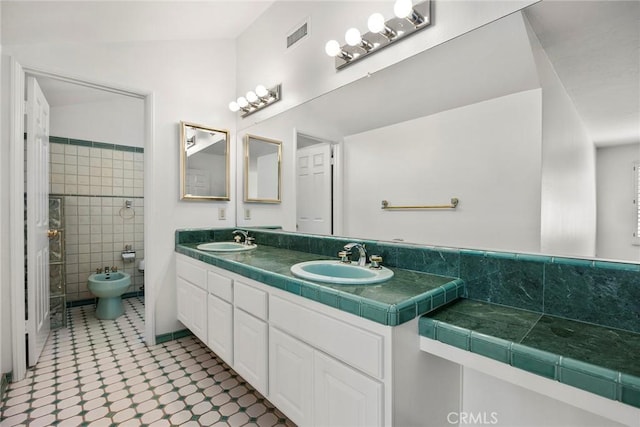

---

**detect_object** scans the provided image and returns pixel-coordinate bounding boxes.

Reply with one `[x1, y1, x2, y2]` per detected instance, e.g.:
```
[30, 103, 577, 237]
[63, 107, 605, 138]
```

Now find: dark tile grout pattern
[0, 297, 294, 427]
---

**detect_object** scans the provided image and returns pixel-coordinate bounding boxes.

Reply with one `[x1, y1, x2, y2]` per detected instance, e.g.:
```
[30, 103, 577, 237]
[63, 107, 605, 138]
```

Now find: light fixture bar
[229, 84, 282, 118]
[331, 0, 431, 70]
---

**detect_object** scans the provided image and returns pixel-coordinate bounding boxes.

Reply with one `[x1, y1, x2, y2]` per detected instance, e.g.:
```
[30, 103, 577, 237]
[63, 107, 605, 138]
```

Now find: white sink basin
[196, 242, 257, 252]
[290, 260, 393, 285]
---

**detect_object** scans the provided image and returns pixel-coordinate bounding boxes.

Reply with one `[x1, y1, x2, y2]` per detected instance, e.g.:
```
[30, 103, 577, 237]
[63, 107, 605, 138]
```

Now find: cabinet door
[234, 308, 268, 395]
[176, 277, 191, 327]
[189, 283, 208, 343]
[208, 293, 233, 364]
[314, 351, 383, 427]
[269, 327, 313, 426]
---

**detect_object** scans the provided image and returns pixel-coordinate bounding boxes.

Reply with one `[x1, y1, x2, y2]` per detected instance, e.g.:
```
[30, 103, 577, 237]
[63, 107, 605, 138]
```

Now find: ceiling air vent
[287, 20, 308, 49]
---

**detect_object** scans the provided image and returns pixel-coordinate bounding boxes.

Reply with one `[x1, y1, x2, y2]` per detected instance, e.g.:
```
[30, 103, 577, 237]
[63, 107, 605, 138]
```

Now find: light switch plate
[244, 209, 251, 220]
[218, 208, 226, 220]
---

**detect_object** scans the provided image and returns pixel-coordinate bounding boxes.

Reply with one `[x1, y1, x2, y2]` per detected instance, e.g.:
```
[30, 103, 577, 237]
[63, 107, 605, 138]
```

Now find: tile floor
[0, 297, 294, 427]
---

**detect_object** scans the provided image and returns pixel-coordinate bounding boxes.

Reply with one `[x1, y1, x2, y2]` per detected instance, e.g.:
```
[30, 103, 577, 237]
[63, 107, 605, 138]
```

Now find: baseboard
[155, 329, 193, 345]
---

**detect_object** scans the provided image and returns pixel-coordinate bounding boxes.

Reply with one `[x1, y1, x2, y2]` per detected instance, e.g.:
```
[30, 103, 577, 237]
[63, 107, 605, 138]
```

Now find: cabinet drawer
[208, 270, 233, 302]
[234, 281, 268, 320]
[270, 295, 384, 379]
[176, 256, 207, 291]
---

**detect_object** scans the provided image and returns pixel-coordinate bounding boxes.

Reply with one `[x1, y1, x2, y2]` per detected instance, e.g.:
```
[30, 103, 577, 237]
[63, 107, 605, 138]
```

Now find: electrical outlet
[218, 208, 226, 220]
[244, 209, 251, 220]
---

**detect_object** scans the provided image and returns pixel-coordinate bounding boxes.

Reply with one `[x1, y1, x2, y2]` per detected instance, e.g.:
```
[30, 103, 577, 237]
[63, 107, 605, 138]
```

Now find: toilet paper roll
[138, 259, 145, 272]
[122, 252, 136, 262]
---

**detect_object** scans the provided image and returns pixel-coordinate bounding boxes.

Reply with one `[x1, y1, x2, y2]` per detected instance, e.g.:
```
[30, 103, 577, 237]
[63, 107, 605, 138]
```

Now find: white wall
[1, 37, 238, 339]
[596, 143, 640, 261]
[50, 97, 145, 147]
[524, 15, 597, 258]
[342, 89, 542, 252]
[235, 0, 537, 127]
[461, 368, 626, 427]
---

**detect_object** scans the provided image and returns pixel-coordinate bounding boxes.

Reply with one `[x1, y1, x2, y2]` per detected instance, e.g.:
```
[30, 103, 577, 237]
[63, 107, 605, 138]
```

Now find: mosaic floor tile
[0, 297, 294, 427]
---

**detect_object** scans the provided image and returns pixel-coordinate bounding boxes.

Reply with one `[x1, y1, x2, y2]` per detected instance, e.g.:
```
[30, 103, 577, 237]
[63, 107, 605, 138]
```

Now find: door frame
[8, 58, 156, 380]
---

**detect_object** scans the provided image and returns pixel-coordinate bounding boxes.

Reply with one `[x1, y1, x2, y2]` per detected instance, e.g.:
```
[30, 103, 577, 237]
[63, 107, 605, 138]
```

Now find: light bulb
[246, 91, 258, 103]
[345, 28, 362, 47]
[367, 13, 386, 33]
[394, 0, 413, 18]
[325, 40, 341, 57]
[255, 85, 269, 98]
[228, 101, 240, 112]
[237, 96, 248, 108]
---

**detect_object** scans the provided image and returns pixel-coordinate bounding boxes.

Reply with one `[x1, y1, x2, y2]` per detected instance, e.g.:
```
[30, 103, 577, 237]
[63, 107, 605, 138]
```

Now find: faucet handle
[96, 267, 103, 274]
[246, 237, 256, 245]
[111, 266, 118, 272]
[338, 250, 351, 263]
[234, 235, 242, 243]
[370, 255, 383, 269]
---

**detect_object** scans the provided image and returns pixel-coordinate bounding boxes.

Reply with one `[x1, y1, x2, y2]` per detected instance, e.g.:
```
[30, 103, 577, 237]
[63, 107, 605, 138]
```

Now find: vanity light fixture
[229, 84, 282, 118]
[326, 0, 431, 70]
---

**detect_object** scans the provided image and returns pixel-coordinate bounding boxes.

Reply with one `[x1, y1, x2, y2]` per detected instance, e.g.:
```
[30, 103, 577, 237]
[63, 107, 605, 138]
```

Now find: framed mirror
[244, 134, 282, 203]
[180, 121, 230, 201]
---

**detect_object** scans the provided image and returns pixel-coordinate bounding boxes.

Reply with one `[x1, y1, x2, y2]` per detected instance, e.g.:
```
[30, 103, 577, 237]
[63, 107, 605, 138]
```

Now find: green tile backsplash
[176, 227, 640, 333]
[544, 263, 640, 334]
[460, 253, 545, 312]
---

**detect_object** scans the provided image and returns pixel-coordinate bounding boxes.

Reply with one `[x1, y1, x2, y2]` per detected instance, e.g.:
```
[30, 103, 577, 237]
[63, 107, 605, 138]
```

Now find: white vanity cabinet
[233, 281, 269, 395]
[206, 270, 234, 364]
[176, 258, 208, 344]
[314, 350, 382, 427]
[175, 253, 458, 427]
[269, 327, 314, 426]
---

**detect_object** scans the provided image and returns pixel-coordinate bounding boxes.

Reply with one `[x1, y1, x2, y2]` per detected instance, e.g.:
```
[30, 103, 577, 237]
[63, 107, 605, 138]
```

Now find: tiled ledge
[419, 299, 640, 409]
[176, 243, 464, 326]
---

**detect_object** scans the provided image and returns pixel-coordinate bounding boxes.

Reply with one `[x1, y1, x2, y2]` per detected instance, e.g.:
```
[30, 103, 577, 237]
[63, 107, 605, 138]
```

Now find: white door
[296, 143, 332, 234]
[26, 76, 51, 367]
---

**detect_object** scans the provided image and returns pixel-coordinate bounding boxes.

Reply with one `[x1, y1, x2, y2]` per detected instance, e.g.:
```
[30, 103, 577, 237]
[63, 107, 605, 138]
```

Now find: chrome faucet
[104, 266, 110, 274]
[233, 229, 249, 244]
[343, 243, 368, 267]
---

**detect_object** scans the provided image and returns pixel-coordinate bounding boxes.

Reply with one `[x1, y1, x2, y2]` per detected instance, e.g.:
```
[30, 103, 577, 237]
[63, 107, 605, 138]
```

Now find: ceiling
[2, 0, 275, 107]
[525, 1, 640, 147]
[1, 1, 275, 44]
[5, 1, 638, 148]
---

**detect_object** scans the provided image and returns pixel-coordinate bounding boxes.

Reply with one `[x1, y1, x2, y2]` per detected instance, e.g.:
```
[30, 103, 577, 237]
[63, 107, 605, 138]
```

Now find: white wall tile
[64, 155, 77, 165]
[51, 153, 65, 164]
[50, 142, 144, 301]
[51, 144, 65, 154]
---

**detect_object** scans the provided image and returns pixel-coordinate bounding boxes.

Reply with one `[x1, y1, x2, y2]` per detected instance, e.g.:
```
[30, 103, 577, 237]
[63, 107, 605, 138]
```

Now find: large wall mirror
[180, 121, 230, 201]
[244, 134, 282, 203]
[238, 1, 639, 263]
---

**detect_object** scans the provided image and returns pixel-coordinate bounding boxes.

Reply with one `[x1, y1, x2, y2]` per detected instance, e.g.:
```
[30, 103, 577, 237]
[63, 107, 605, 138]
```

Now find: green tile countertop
[176, 243, 464, 326]
[419, 299, 640, 408]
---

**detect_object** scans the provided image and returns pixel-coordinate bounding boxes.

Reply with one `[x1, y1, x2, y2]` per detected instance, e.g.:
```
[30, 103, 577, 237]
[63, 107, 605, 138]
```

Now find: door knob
[47, 229, 59, 239]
